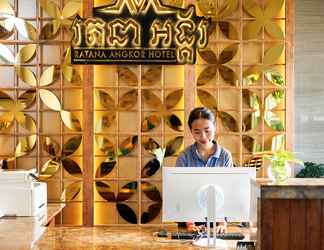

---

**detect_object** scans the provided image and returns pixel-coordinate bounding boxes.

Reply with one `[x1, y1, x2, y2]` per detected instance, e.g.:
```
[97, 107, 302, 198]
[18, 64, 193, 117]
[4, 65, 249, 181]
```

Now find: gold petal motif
[243, 0, 262, 18]
[62, 0, 82, 19]
[263, 43, 284, 65]
[16, 67, 37, 86]
[60, 110, 82, 131]
[165, 136, 183, 157]
[243, 20, 262, 40]
[264, 0, 284, 19]
[62, 135, 82, 157]
[219, 65, 238, 86]
[142, 90, 163, 109]
[96, 89, 115, 109]
[0, 44, 15, 64]
[14, 18, 37, 41]
[0, 21, 13, 39]
[265, 90, 284, 110]
[0, 90, 14, 109]
[141, 182, 162, 202]
[264, 111, 284, 131]
[264, 69, 285, 86]
[219, 21, 239, 40]
[243, 112, 260, 131]
[219, 0, 239, 18]
[207, 21, 217, 37]
[152, 148, 165, 165]
[198, 49, 217, 64]
[242, 89, 260, 110]
[17, 114, 37, 134]
[116, 203, 137, 224]
[141, 158, 160, 178]
[265, 22, 284, 39]
[117, 181, 137, 202]
[16, 44, 37, 64]
[117, 66, 138, 86]
[63, 48, 71, 67]
[18, 89, 36, 109]
[40, 20, 61, 40]
[267, 134, 285, 151]
[15, 135, 37, 158]
[197, 66, 217, 86]
[40, 65, 59, 86]
[24, 21, 37, 41]
[40, 159, 60, 179]
[141, 114, 161, 132]
[165, 114, 183, 131]
[62, 158, 82, 178]
[242, 135, 261, 153]
[39, 0, 61, 18]
[218, 44, 238, 64]
[219, 111, 239, 132]
[61, 181, 82, 202]
[43, 136, 60, 157]
[196, 0, 216, 15]
[197, 89, 218, 111]
[142, 137, 160, 153]
[96, 181, 116, 202]
[96, 159, 116, 178]
[165, 89, 183, 109]
[62, 64, 81, 84]
[117, 136, 138, 156]
[142, 66, 161, 86]
[141, 203, 162, 224]
[39, 89, 61, 111]
[95, 113, 116, 132]
[95, 136, 115, 155]
[243, 66, 261, 85]
[118, 90, 138, 110]
[0, 113, 13, 131]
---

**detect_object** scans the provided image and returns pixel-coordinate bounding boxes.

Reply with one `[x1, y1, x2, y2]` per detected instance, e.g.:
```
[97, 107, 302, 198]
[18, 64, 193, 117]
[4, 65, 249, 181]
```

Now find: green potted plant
[264, 150, 303, 184]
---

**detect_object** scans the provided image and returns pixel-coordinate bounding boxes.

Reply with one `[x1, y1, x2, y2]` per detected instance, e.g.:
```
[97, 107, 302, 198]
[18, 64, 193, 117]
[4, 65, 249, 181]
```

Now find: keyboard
[170, 232, 245, 240]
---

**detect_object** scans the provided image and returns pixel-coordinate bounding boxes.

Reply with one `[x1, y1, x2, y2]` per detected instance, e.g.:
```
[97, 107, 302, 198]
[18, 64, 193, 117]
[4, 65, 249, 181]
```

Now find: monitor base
[193, 238, 227, 249]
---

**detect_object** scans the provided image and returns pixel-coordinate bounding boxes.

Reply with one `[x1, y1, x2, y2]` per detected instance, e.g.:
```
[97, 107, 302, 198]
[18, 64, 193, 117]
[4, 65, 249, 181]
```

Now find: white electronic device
[162, 167, 256, 249]
[0, 169, 47, 216]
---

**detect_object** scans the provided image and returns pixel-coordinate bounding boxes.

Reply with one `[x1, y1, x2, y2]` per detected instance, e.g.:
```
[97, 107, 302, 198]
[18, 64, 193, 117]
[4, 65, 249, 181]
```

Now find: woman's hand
[216, 221, 227, 233]
[186, 221, 227, 233]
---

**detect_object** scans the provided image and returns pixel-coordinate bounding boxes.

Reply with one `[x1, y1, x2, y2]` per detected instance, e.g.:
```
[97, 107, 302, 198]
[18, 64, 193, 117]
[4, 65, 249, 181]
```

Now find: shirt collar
[192, 141, 221, 159]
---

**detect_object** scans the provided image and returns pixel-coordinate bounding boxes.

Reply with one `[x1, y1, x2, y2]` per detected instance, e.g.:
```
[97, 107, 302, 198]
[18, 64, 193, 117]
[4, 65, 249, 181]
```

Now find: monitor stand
[193, 185, 227, 249]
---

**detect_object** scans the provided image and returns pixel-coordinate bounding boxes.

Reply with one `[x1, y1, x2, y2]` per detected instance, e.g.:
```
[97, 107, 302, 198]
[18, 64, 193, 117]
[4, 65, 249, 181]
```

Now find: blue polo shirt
[176, 142, 233, 167]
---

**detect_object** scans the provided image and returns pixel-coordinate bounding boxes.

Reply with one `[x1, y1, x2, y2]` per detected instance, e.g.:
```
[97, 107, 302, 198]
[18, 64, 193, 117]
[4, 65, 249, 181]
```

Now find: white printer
[0, 169, 47, 216]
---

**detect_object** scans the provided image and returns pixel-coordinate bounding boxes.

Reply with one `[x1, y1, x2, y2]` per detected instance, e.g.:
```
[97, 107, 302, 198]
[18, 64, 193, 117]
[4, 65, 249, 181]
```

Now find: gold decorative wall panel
[0, 0, 292, 226]
[0, 0, 84, 225]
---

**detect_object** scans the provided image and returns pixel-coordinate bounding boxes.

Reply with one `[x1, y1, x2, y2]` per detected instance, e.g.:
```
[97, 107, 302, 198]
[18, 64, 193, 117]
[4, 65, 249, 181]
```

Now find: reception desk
[8, 178, 324, 249]
[258, 178, 324, 250]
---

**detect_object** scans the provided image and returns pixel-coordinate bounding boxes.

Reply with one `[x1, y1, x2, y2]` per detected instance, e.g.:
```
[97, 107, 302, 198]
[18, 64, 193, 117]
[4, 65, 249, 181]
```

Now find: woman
[176, 107, 233, 233]
[176, 107, 233, 168]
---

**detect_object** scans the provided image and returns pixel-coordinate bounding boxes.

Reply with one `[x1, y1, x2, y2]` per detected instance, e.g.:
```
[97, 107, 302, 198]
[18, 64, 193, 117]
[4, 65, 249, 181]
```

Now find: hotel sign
[70, 0, 210, 64]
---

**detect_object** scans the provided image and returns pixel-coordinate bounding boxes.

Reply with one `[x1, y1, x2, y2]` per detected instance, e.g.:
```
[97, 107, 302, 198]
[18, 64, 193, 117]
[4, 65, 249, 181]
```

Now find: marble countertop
[33, 226, 256, 250]
[0, 203, 65, 250]
[255, 178, 324, 199]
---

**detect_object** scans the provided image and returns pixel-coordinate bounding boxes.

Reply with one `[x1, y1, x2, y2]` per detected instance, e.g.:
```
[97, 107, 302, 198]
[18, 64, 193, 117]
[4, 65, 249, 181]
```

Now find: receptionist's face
[190, 118, 215, 147]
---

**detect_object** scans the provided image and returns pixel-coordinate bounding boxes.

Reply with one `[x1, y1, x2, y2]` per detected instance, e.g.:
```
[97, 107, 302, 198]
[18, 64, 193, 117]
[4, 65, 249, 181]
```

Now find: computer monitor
[162, 167, 256, 223]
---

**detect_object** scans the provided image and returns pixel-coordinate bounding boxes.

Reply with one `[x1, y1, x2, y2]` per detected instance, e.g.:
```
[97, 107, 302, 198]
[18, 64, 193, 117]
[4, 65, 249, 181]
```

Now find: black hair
[187, 107, 216, 129]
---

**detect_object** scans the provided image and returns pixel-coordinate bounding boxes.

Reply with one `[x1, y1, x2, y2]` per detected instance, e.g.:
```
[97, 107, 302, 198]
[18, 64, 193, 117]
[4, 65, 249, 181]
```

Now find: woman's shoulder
[219, 146, 232, 156]
[178, 143, 196, 157]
